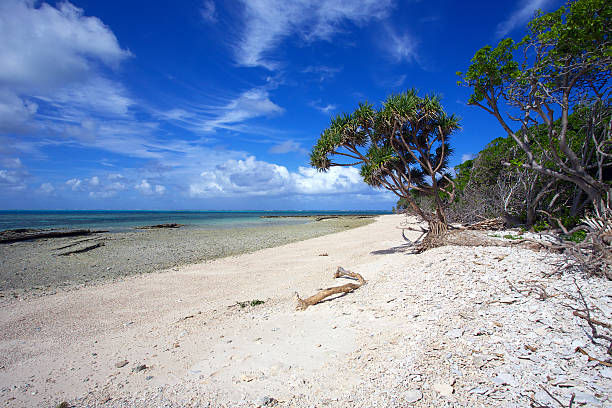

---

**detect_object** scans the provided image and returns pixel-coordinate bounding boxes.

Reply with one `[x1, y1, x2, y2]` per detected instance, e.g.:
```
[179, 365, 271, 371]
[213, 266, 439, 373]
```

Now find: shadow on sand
[370, 243, 414, 255]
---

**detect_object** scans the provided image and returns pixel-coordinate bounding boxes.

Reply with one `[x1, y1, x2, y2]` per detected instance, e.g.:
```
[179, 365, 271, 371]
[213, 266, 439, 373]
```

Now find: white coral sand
[0, 215, 609, 407]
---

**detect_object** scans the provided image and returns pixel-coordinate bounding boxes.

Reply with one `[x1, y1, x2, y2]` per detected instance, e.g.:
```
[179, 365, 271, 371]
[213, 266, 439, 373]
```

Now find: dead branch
[466, 217, 505, 231]
[294, 267, 365, 311]
[572, 279, 612, 358]
[528, 385, 575, 408]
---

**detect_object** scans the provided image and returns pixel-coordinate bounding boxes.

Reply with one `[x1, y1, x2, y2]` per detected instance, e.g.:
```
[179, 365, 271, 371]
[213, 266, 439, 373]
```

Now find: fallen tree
[294, 267, 365, 311]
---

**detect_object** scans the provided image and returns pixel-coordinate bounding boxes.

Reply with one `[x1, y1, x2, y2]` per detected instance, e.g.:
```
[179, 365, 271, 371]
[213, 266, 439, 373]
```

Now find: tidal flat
[0, 216, 373, 298]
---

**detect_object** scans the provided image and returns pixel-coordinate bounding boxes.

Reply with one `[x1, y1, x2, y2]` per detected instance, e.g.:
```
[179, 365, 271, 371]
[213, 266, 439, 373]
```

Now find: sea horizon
[0, 209, 391, 232]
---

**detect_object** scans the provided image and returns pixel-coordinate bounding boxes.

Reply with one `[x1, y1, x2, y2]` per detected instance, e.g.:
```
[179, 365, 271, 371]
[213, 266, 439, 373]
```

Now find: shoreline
[0, 216, 374, 299]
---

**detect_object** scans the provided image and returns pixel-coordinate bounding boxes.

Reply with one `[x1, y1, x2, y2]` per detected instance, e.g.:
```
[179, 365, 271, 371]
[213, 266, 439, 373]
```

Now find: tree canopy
[457, 0, 611, 216]
[310, 89, 460, 226]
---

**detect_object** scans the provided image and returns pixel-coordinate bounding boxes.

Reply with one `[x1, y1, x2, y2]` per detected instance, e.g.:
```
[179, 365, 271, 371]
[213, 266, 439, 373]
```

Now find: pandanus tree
[310, 89, 460, 242]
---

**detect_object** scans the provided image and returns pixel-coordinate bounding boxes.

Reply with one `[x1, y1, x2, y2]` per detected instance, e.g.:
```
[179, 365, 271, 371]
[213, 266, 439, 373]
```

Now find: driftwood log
[294, 267, 365, 311]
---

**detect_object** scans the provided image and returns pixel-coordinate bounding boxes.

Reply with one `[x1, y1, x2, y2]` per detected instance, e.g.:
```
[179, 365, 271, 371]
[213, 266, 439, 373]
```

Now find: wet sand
[0, 217, 373, 299]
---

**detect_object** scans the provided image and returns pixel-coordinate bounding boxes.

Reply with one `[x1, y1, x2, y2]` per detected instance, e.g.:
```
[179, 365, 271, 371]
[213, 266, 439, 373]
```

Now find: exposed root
[294, 267, 365, 311]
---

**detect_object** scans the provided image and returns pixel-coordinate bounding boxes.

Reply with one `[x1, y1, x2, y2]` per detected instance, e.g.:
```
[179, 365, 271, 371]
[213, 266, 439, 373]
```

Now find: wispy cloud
[202, 88, 284, 132]
[269, 140, 307, 154]
[302, 65, 343, 82]
[234, 0, 394, 69]
[309, 100, 337, 114]
[200, 0, 217, 23]
[384, 28, 419, 64]
[495, 0, 555, 38]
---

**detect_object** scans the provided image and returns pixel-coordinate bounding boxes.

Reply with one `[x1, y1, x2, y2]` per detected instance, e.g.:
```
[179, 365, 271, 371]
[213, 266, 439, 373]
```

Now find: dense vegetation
[392, 0, 611, 233]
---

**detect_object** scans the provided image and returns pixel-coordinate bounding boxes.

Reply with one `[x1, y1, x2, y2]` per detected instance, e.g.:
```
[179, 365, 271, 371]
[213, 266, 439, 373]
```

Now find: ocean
[0, 210, 390, 232]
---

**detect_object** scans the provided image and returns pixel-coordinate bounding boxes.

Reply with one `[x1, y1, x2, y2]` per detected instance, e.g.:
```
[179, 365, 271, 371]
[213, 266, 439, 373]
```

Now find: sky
[0, 0, 564, 210]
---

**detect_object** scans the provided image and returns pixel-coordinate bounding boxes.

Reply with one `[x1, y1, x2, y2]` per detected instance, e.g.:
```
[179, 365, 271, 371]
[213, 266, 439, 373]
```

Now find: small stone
[492, 372, 517, 387]
[115, 360, 128, 368]
[132, 364, 147, 373]
[145, 376, 153, 381]
[403, 389, 423, 403]
[241, 375, 254, 382]
[433, 382, 454, 397]
[573, 391, 600, 404]
[446, 328, 464, 339]
[259, 396, 278, 406]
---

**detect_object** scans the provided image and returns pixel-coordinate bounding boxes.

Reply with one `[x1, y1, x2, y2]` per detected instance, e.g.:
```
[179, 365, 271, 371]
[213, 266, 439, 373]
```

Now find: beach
[0, 216, 373, 298]
[0, 214, 610, 407]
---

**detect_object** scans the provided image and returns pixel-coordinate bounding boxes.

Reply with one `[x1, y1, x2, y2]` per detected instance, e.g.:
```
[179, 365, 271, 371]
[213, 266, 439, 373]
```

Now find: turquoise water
[0, 210, 389, 232]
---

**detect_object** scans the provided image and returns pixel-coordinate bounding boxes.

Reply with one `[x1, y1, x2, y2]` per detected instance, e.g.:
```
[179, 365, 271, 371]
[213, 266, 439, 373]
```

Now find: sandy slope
[0, 214, 411, 406]
[1, 214, 610, 408]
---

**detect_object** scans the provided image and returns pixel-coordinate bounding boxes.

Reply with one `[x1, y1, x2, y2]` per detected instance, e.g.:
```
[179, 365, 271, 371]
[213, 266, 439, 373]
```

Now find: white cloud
[203, 88, 284, 131]
[38, 182, 55, 194]
[269, 140, 306, 154]
[294, 166, 364, 195]
[66, 178, 83, 191]
[0, 0, 131, 133]
[201, 0, 217, 23]
[461, 153, 475, 163]
[496, 0, 554, 38]
[235, 0, 393, 69]
[384, 28, 419, 64]
[135, 179, 166, 195]
[189, 155, 375, 198]
[302, 65, 342, 82]
[0, 169, 28, 191]
[310, 101, 337, 114]
[88, 180, 126, 198]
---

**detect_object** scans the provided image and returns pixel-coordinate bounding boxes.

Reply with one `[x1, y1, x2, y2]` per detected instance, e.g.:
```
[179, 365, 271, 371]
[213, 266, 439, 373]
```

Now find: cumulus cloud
[235, 0, 393, 69]
[135, 179, 166, 195]
[38, 182, 55, 194]
[496, 0, 555, 38]
[189, 156, 374, 198]
[66, 178, 83, 191]
[0, 169, 28, 191]
[0, 0, 131, 133]
[65, 175, 127, 198]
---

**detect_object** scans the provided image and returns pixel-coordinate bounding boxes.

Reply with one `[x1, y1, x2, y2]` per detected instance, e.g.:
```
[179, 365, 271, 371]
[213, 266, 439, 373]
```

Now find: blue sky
[0, 0, 563, 210]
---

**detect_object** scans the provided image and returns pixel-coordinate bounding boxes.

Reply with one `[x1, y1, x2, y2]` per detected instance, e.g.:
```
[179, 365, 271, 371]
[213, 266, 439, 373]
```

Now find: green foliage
[503, 234, 524, 240]
[564, 229, 587, 242]
[533, 220, 550, 232]
[236, 299, 265, 308]
[311, 89, 460, 223]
